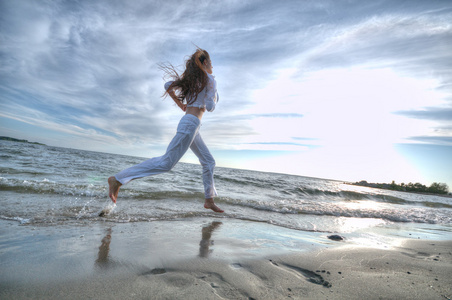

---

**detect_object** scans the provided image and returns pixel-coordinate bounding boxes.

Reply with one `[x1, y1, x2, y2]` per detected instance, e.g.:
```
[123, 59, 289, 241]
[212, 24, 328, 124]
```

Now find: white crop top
[164, 73, 219, 112]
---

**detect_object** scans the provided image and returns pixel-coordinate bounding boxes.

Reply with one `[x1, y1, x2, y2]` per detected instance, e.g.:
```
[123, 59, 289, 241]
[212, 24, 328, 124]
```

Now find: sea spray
[98, 202, 117, 217]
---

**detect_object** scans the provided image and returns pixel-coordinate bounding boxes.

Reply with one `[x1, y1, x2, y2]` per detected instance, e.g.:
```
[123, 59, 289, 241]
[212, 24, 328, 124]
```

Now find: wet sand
[0, 219, 451, 299]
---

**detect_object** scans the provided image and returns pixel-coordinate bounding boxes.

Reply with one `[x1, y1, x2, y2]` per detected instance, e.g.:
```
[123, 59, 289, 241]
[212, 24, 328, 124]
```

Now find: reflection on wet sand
[199, 221, 222, 258]
[95, 221, 222, 274]
[95, 228, 112, 269]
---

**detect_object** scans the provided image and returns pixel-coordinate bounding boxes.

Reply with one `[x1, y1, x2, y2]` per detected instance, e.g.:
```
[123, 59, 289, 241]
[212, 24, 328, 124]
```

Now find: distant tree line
[353, 180, 450, 195]
[0, 136, 45, 145]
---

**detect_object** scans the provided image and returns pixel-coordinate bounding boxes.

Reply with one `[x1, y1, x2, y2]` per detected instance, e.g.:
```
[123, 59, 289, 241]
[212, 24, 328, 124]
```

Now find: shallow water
[1, 140, 451, 238]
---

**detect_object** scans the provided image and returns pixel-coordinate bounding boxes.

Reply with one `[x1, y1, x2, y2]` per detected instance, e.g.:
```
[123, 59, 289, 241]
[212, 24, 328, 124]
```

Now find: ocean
[1, 140, 451, 240]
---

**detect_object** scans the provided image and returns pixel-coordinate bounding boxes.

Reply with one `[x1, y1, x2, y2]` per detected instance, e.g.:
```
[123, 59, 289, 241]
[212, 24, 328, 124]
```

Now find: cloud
[395, 108, 452, 121]
[222, 113, 304, 121]
[0, 0, 183, 147]
[407, 136, 452, 146]
[298, 7, 452, 70]
[395, 107, 452, 143]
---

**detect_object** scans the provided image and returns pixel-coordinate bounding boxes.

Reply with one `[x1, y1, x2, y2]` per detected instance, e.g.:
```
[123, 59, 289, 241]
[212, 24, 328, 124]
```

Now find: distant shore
[349, 180, 451, 197]
[0, 136, 45, 146]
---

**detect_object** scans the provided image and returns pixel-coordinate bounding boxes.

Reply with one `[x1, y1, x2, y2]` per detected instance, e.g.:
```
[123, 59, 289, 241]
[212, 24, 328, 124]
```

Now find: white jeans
[114, 114, 217, 198]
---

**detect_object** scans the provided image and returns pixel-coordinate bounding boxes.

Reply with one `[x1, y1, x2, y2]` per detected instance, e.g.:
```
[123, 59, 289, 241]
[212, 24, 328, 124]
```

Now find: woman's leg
[114, 132, 193, 184]
[109, 115, 200, 203]
[190, 132, 223, 213]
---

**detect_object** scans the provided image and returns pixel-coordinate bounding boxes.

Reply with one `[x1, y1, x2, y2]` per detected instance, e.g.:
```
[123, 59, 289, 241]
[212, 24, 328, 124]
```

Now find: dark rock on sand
[328, 235, 345, 241]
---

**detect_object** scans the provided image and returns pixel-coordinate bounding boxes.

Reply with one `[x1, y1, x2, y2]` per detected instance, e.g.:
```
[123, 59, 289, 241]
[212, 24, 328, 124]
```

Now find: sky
[1, 0, 452, 188]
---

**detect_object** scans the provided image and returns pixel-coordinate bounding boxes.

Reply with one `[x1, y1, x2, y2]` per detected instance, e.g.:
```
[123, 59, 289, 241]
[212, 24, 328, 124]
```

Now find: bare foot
[204, 199, 224, 213]
[108, 176, 122, 203]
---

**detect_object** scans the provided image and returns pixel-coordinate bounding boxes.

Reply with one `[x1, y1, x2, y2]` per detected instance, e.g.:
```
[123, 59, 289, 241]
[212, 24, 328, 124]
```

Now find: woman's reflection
[96, 222, 222, 270]
[95, 227, 112, 269]
[199, 221, 222, 258]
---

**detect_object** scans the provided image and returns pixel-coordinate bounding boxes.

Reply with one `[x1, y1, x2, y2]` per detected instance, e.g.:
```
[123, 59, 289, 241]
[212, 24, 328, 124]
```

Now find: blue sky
[1, 0, 451, 187]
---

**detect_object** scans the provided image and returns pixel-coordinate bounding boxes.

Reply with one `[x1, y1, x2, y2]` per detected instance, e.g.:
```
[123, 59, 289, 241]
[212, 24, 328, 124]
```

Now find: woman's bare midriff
[186, 106, 206, 120]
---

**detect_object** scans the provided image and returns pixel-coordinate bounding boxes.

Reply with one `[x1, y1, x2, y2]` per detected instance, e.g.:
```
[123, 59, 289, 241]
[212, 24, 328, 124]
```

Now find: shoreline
[1, 219, 451, 299]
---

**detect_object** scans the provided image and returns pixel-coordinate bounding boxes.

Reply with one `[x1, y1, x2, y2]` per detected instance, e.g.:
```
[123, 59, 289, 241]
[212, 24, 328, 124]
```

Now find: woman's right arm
[205, 76, 218, 112]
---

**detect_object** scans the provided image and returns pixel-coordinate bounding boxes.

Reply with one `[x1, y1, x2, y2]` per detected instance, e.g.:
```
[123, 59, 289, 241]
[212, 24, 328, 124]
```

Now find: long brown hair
[160, 49, 210, 105]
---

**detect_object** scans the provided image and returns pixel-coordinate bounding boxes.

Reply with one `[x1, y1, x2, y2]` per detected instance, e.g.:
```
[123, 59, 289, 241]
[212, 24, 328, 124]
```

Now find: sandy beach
[1, 218, 451, 300]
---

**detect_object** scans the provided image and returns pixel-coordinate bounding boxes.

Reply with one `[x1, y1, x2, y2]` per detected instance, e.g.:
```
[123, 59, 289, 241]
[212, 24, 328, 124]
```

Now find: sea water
[1, 140, 451, 239]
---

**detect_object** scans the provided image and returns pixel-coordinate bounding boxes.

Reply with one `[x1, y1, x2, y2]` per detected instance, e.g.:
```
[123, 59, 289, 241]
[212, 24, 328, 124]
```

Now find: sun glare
[230, 66, 441, 183]
[241, 66, 444, 151]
